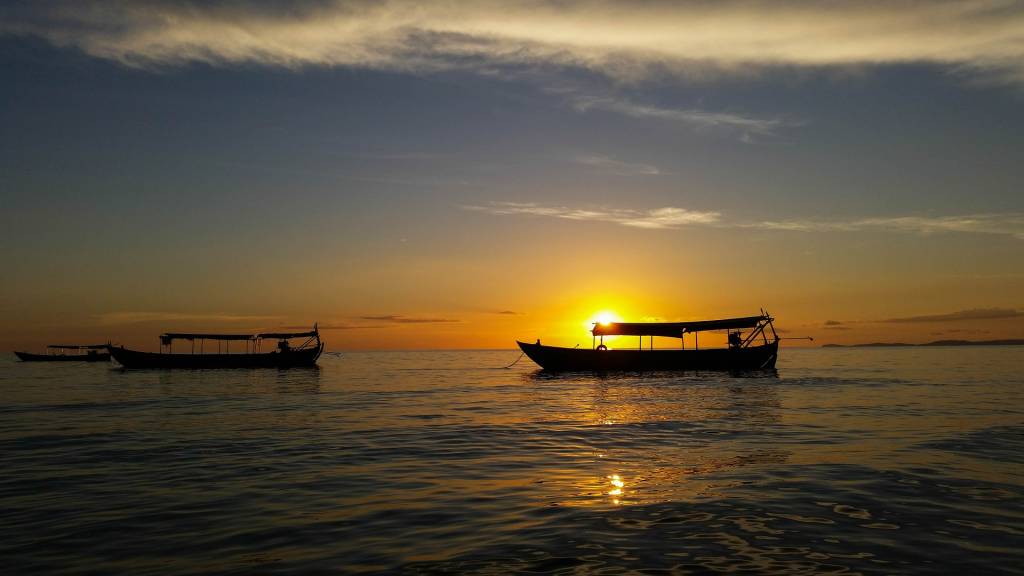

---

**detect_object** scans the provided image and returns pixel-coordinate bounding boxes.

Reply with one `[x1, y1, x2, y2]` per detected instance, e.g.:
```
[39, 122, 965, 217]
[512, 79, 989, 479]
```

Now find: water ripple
[0, 348, 1022, 574]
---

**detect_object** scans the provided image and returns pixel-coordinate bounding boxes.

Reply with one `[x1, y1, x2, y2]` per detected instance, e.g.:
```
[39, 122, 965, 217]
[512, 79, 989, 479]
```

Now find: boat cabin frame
[46, 344, 109, 356]
[157, 325, 322, 355]
[590, 311, 777, 351]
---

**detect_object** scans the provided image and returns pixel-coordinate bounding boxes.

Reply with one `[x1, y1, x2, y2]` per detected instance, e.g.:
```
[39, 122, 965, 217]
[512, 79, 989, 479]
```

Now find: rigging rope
[502, 350, 526, 369]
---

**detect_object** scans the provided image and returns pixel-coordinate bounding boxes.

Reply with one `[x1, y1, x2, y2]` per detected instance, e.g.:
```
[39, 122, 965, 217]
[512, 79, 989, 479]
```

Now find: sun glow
[584, 310, 622, 330]
[582, 310, 623, 343]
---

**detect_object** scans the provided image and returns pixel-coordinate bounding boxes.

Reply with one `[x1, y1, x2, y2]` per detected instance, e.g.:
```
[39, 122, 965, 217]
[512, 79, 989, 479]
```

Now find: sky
[1, 0, 1023, 351]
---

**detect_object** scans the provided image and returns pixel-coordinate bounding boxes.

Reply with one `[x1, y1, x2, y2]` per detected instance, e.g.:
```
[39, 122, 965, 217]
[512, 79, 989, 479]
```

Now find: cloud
[571, 96, 788, 139]
[463, 202, 721, 230]
[281, 323, 383, 330]
[574, 154, 660, 176]
[495, 310, 520, 315]
[332, 151, 447, 161]
[881, 308, 1024, 323]
[3, 1, 1024, 84]
[96, 311, 283, 326]
[359, 315, 459, 324]
[286, 316, 462, 329]
[823, 320, 850, 330]
[823, 320, 847, 327]
[466, 201, 1024, 240]
[750, 214, 1024, 239]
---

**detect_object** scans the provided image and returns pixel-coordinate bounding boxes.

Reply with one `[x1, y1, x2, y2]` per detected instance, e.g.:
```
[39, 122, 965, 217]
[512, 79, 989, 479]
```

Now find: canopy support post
[742, 321, 768, 348]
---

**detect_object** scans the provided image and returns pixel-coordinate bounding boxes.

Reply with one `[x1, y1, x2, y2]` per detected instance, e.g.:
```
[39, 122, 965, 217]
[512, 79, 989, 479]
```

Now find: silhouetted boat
[108, 325, 324, 369]
[518, 313, 779, 372]
[14, 344, 111, 362]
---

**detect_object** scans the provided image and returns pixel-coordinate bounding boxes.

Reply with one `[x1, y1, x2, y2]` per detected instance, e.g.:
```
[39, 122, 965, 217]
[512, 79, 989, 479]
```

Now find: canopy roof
[47, 344, 108, 350]
[160, 327, 319, 342]
[257, 330, 317, 339]
[592, 315, 769, 338]
[161, 333, 254, 342]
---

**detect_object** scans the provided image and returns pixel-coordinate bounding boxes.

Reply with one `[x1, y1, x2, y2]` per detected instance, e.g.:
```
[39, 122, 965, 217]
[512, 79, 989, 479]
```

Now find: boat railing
[46, 344, 110, 355]
[158, 325, 321, 355]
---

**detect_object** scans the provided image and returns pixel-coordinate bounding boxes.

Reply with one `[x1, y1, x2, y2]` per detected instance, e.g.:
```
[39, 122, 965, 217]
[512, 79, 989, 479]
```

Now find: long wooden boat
[14, 344, 111, 362]
[518, 313, 780, 372]
[108, 326, 324, 369]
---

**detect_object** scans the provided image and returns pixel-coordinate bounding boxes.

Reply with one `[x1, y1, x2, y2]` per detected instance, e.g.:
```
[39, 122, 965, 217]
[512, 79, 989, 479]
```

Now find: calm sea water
[2, 347, 1023, 575]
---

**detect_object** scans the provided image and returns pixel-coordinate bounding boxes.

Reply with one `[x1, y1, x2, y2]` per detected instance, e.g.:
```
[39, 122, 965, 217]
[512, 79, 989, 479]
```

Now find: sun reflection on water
[608, 474, 625, 504]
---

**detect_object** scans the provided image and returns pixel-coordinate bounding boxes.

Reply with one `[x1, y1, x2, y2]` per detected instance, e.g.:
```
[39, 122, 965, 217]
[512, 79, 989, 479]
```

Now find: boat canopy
[160, 333, 254, 343]
[257, 330, 317, 339]
[47, 344, 108, 350]
[160, 326, 319, 344]
[592, 315, 769, 338]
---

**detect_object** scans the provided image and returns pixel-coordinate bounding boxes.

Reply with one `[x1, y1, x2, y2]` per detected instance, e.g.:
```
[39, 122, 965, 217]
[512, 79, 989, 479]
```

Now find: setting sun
[585, 310, 622, 330]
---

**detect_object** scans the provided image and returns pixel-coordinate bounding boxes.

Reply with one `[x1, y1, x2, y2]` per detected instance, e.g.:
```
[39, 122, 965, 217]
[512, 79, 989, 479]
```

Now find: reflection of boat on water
[518, 313, 779, 372]
[108, 325, 324, 369]
[15, 344, 112, 362]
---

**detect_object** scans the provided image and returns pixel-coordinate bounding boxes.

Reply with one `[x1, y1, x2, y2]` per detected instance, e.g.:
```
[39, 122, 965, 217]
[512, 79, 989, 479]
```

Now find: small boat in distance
[518, 313, 779, 372]
[15, 344, 112, 362]
[108, 325, 324, 369]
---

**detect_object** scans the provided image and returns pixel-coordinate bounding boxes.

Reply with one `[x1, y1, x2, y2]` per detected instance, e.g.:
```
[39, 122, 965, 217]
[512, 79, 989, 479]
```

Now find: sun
[583, 310, 623, 332]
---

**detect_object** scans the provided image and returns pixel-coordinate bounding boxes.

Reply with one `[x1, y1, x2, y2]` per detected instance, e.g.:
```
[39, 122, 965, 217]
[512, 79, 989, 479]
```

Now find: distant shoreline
[822, 339, 1024, 348]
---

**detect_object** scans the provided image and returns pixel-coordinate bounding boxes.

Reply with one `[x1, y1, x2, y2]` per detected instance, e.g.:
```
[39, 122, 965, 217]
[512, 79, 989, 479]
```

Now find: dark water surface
[2, 348, 1023, 574]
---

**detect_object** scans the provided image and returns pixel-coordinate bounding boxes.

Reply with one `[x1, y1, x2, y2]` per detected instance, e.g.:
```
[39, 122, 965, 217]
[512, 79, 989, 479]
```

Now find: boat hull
[516, 341, 778, 372]
[108, 344, 324, 369]
[14, 351, 111, 362]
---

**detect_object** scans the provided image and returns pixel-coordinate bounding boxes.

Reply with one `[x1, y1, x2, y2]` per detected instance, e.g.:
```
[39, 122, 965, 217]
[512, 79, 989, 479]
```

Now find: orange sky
[1, 1, 1023, 352]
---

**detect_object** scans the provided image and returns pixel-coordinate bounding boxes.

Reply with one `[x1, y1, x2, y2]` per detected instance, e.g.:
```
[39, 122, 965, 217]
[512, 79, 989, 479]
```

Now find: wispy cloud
[359, 315, 459, 324]
[750, 214, 1024, 239]
[571, 96, 789, 140]
[466, 201, 1024, 240]
[574, 154, 661, 176]
[334, 152, 446, 161]
[281, 323, 384, 331]
[3, 1, 1023, 84]
[464, 202, 721, 230]
[881, 308, 1024, 323]
[289, 316, 462, 329]
[932, 328, 990, 335]
[96, 312, 284, 326]
[823, 320, 850, 331]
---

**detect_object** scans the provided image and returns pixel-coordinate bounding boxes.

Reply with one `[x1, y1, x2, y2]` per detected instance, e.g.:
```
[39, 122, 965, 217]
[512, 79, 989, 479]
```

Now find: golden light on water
[608, 473, 625, 504]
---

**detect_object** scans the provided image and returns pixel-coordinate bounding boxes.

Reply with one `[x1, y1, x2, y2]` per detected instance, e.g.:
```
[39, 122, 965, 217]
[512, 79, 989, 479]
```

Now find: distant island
[822, 339, 1024, 348]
